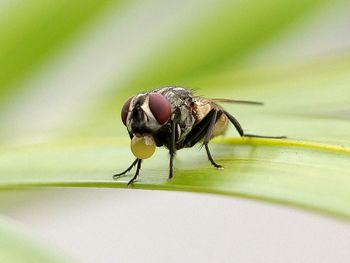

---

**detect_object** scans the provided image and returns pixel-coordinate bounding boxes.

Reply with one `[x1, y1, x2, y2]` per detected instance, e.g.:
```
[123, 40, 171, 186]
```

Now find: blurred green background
[0, 0, 350, 262]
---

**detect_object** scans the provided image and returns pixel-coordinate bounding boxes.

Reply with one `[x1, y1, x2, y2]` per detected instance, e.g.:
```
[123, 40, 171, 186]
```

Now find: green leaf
[0, 217, 68, 263]
[1, 134, 350, 220]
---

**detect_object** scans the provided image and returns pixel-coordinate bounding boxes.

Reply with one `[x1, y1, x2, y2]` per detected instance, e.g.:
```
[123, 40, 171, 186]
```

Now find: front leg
[113, 158, 138, 179]
[127, 159, 142, 185]
[113, 158, 142, 185]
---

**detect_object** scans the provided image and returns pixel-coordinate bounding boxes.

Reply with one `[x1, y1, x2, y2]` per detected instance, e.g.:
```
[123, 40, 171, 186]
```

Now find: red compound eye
[149, 93, 171, 124]
[121, 97, 133, 126]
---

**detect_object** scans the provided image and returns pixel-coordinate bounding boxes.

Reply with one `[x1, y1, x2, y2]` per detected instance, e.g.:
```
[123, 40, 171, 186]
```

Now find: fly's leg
[204, 144, 222, 168]
[113, 158, 138, 179]
[169, 121, 176, 179]
[127, 159, 142, 185]
[204, 110, 222, 168]
[224, 111, 286, 139]
[223, 111, 244, 136]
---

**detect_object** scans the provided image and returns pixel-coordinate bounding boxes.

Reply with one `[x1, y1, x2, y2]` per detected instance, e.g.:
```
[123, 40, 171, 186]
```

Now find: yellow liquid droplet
[131, 135, 156, 159]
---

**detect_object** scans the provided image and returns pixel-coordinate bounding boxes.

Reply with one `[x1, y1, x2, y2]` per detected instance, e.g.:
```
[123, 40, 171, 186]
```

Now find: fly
[113, 86, 285, 185]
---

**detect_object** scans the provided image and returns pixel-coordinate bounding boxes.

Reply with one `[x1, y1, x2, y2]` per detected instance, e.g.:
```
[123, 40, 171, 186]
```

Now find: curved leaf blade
[1, 137, 350, 220]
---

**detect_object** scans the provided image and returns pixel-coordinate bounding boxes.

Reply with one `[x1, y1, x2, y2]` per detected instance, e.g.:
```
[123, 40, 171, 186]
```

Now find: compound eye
[149, 93, 171, 124]
[121, 97, 133, 126]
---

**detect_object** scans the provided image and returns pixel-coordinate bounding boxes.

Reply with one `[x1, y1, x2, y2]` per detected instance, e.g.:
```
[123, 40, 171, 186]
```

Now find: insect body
[114, 87, 284, 185]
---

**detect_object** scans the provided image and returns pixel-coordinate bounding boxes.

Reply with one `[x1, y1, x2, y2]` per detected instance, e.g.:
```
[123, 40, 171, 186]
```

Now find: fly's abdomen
[212, 113, 228, 137]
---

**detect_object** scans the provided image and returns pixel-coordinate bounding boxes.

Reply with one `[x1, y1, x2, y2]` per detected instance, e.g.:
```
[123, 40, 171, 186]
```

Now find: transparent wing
[208, 98, 264, 105]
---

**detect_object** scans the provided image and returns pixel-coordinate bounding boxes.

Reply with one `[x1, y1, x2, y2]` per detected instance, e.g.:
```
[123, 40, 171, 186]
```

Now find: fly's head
[121, 92, 172, 137]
